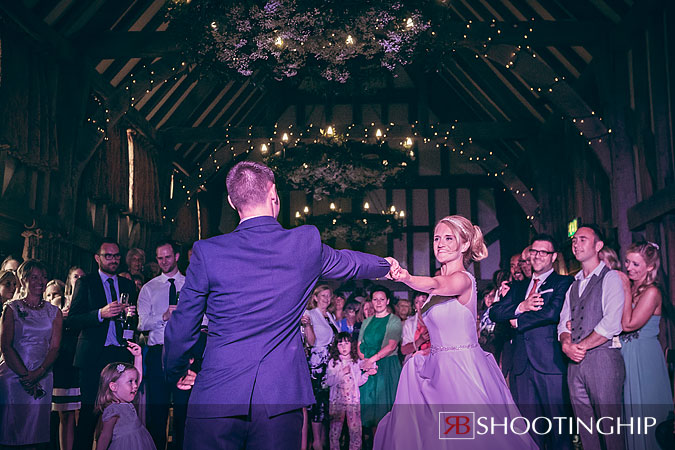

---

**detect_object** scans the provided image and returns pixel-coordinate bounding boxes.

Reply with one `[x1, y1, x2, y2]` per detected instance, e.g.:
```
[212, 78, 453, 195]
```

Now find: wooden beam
[77, 20, 607, 59]
[160, 121, 539, 143]
[627, 185, 675, 230]
[81, 31, 187, 58]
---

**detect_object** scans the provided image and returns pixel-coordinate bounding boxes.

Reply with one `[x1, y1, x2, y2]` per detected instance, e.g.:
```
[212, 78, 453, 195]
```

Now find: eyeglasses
[529, 249, 555, 257]
[99, 253, 121, 261]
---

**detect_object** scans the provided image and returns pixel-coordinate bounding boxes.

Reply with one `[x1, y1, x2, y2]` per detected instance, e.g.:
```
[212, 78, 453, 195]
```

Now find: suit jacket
[163, 216, 390, 419]
[489, 272, 573, 375]
[65, 272, 136, 368]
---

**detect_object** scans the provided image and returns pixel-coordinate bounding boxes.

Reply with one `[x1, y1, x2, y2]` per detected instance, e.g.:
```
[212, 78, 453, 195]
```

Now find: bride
[375, 215, 537, 449]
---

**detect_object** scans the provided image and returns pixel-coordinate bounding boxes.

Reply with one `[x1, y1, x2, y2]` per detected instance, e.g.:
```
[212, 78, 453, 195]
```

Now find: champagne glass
[119, 293, 129, 318]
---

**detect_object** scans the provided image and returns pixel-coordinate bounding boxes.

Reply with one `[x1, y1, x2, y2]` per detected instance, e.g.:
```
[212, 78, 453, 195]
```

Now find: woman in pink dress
[375, 215, 537, 449]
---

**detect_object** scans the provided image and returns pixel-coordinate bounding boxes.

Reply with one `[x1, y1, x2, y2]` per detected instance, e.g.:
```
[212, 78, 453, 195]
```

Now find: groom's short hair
[226, 161, 276, 210]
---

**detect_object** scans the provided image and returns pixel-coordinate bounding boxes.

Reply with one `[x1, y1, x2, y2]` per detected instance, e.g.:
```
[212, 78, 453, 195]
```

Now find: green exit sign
[568, 218, 579, 238]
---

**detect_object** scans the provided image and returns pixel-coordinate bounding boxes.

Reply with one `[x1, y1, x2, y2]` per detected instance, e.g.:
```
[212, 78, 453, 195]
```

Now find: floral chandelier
[166, 0, 430, 83]
[263, 131, 413, 200]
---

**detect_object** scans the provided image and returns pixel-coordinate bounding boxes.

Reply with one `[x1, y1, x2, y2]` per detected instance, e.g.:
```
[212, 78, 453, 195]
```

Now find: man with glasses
[66, 238, 136, 450]
[491, 234, 574, 450]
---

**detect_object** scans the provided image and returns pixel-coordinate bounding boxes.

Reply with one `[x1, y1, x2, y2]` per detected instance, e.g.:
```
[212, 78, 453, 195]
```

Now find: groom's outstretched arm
[320, 243, 391, 280]
[164, 242, 208, 384]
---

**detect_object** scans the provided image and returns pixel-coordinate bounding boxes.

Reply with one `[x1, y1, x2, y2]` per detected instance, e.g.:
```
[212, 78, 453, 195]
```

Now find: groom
[164, 161, 394, 450]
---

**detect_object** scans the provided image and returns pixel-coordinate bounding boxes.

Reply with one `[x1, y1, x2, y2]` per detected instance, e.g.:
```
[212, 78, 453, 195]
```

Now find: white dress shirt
[138, 271, 186, 346]
[557, 261, 625, 341]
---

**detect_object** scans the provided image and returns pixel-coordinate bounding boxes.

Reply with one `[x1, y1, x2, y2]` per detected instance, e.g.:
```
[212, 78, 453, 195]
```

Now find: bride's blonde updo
[435, 215, 488, 266]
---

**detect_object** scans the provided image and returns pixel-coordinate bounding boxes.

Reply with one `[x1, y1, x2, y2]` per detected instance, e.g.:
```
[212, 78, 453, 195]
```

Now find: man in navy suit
[490, 234, 574, 450]
[66, 238, 137, 450]
[163, 161, 393, 450]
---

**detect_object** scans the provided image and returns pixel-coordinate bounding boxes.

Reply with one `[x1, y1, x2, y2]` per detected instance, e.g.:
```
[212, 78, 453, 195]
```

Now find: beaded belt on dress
[430, 343, 479, 354]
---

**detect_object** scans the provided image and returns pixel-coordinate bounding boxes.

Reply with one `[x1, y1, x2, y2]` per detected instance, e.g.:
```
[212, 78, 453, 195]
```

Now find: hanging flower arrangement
[165, 0, 430, 83]
[301, 211, 404, 247]
[264, 133, 413, 200]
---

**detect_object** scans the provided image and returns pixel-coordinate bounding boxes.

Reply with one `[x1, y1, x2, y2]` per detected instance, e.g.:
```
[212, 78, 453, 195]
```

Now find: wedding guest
[0, 270, 18, 305]
[519, 246, 533, 279]
[0, 260, 62, 447]
[64, 267, 86, 307]
[46, 279, 80, 450]
[510, 254, 525, 281]
[337, 301, 360, 336]
[126, 248, 146, 278]
[621, 241, 673, 450]
[599, 246, 622, 271]
[331, 291, 347, 323]
[558, 225, 625, 450]
[304, 285, 338, 450]
[394, 298, 412, 321]
[358, 286, 402, 440]
[95, 342, 154, 450]
[477, 285, 499, 357]
[400, 291, 430, 364]
[1, 255, 21, 272]
[67, 239, 136, 450]
[138, 240, 184, 450]
[356, 298, 375, 323]
[325, 332, 374, 450]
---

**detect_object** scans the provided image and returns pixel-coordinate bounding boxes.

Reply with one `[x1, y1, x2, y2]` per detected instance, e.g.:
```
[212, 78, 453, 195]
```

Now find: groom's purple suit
[164, 216, 389, 449]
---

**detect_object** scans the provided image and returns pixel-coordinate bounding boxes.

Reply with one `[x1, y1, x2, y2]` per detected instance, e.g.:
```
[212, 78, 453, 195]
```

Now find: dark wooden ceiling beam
[160, 121, 539, 143]
[81, 21, 607, 58]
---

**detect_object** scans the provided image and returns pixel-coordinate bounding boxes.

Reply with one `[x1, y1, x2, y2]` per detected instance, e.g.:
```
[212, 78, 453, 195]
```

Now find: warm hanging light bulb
[295, 211, 301, 218]
[364, 201, 370, 210]
[390, 205, 396, 212]
[261, 143, 268, 154]
[326, 126, 334, 136]
[330, 202, 336, 210]
[399, 210, 405, 218]
[275, 36, 284, 47]
[404, 137, 413, 148]
[376, 129, 382, 138]
[282, 133, 289, 142]
[303, 206, 309, 214]
[406, 18, 414, 28]
[346, 35, 354, 45]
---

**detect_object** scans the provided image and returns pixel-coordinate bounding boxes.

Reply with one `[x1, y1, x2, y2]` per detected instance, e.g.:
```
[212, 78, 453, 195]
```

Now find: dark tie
[107, 278, 123, 345]
[527, 278, 539, 298]
[168, 278, 177, 305]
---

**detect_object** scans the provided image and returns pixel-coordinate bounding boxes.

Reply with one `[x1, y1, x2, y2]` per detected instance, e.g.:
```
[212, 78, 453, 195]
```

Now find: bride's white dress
[374, 272, 537, 449]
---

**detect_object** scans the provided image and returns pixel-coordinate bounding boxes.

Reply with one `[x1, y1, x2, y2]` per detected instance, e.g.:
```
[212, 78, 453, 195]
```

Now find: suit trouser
[74, 345, 132, 450]
[511, 361, 573, 450]
[568, 348, 625, 450]
[145, 345, 171, 450]
[184, 406, 302, 450]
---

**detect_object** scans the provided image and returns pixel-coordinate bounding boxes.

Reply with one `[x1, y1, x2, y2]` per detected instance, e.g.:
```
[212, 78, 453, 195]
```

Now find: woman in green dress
[620, 241, 673, 450]
[358, 286, 402, 437]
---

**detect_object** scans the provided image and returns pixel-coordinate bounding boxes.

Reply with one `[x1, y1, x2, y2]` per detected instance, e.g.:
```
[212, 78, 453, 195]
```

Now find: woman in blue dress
[620, 241, 673, 450]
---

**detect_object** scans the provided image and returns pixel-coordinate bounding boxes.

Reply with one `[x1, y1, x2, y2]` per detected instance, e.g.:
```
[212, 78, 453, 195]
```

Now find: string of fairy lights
[79, 13, 614, 229]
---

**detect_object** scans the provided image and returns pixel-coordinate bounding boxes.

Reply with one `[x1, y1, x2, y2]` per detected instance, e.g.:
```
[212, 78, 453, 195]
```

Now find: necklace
[21, 297, 45, 309]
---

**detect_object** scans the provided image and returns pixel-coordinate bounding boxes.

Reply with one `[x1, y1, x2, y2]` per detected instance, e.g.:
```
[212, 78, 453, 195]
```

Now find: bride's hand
[391, 267, 410, 282]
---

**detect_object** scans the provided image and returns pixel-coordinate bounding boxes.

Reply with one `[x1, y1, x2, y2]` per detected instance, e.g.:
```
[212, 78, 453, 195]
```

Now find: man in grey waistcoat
[558, 224, 626, 450]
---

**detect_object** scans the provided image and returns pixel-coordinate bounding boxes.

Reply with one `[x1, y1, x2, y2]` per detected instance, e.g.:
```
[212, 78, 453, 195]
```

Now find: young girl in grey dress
[95, 342, 155, 450]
